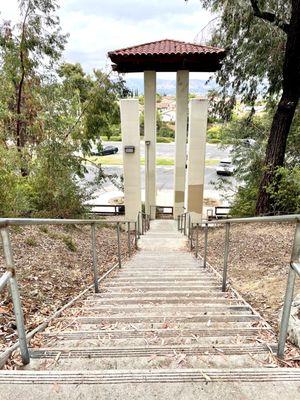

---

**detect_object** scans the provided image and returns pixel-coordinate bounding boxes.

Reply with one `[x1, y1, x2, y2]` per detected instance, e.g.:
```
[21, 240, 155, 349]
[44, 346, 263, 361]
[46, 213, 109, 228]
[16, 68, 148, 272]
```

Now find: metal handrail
[177, 213, 300, 359]
[0, 214, 144, 366]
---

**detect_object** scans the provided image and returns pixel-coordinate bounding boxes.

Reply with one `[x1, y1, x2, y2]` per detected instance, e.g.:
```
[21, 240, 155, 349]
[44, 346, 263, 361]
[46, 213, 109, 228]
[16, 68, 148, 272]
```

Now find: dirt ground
[197, 222, 300, 331]
[0, 222, 135, 352]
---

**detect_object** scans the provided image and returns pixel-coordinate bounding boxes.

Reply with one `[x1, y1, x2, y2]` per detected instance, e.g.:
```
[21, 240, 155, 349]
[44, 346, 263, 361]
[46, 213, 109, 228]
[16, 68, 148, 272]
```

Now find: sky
[0, 0, 215, 81]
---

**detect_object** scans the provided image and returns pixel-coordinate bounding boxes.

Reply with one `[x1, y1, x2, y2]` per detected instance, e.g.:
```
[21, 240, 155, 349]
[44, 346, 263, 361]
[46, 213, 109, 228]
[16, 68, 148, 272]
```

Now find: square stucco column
[186, 98, 208, 222]
[174, 70, 189, 219]
[120, 99, 141, 223]
[144, 71, 157, 219]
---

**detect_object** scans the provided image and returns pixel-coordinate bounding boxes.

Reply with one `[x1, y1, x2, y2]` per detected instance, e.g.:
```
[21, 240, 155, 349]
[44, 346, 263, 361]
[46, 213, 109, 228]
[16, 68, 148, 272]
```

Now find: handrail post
[0, 227, 30, 365]
[134, 221, 138, 249]
[195, 223, 199, 258]
[204, 222, 208, 268]
[184, 214, 187, 236]
[190, 223, 193, 251]
[277, 265, 296, 358]
[137, 212, 141, 238]
[91, 223, 99, 293]
[177, 215, 180, 231]
[116, 222, 121, 268]
[222, 222, 230, 292]
[127, 221, 131, 257]
[277, 220, 300, 358]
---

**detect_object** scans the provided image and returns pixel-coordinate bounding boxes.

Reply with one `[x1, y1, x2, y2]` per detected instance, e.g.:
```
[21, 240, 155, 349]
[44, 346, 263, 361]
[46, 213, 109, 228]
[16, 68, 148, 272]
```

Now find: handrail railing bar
[116, 222, 122, 268]
[277, 265, 296, 358]
[195, 223, 199, 258]
[0, 217, 137, 228]
[91, 223, 99, 293]
[127, 221, 131, 257]
[222, 222, 230, 292]
[134, 222, 138, 249]
[292, 262, 300, 276]
[204, 222, 208, 268]
[0, 271, 12, 292]
[0, 227, 30, 365]
[203, 214, 300, 225]
[0, 260, 121, 369]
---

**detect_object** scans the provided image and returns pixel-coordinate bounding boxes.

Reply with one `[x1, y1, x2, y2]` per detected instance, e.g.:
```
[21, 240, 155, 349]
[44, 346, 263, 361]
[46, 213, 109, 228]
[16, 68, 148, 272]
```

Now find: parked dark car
[92, 145, 118, 156]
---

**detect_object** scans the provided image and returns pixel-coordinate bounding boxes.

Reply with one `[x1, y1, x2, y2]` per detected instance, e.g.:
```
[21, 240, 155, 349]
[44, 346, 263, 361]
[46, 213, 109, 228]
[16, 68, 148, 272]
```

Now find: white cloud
[0, 0, 215, 81]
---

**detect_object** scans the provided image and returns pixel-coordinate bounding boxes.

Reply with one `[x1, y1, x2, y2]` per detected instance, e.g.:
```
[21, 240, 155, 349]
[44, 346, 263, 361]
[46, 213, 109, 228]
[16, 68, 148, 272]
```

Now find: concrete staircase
[1, 220, 300, 399]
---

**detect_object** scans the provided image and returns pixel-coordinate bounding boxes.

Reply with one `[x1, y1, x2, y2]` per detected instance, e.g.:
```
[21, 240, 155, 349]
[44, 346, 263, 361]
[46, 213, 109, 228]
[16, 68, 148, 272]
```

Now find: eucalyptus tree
[188, 0, 300, 214]
[0, 0, 67, 175]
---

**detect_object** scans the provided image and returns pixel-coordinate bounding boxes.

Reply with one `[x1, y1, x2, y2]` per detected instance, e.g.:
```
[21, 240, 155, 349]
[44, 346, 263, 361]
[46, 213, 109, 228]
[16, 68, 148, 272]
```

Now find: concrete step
[66, 306, 252, 317]
[42, 336, 261, 349]
[72, 305, 250, 313]
[84, 297, 242, 305]
[2, 370, 300, 400]
[102, 283, 222, 288]
[94, 290, 229, 298]
[42, 327, 268, 341]
[108, 277, 217, 282]
[2, 368, 299, 383]
[102, 285, 222, 291]
[26, 352, 269, 371]
[29, 344, 275, 359]
[58, 314, 260, 325]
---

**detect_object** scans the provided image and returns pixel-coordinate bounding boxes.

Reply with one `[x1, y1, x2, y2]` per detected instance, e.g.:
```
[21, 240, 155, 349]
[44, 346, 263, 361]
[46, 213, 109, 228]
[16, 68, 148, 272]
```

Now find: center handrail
[177, 212, 300, 359]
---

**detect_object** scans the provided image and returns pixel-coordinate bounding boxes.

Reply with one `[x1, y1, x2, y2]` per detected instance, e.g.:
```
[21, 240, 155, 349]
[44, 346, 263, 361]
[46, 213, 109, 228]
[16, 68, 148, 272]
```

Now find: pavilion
[108, 39, 225, 221]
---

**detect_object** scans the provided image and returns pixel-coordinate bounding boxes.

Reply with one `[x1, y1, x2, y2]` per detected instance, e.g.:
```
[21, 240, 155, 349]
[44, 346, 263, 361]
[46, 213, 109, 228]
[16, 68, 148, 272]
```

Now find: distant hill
[125, 77, 217, 96]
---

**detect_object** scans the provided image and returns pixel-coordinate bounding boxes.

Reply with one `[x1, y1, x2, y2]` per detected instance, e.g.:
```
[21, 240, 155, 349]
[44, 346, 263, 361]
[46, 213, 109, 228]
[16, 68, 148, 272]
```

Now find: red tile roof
[108, 39, 224, 57]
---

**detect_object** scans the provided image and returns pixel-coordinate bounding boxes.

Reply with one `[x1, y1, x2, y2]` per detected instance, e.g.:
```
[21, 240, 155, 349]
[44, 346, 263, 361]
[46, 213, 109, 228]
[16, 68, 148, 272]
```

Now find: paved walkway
[1, 220, 300, 399]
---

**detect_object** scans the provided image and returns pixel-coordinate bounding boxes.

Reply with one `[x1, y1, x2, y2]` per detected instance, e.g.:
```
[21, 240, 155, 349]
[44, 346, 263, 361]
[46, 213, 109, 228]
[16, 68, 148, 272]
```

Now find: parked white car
[216, 159, 235, 176]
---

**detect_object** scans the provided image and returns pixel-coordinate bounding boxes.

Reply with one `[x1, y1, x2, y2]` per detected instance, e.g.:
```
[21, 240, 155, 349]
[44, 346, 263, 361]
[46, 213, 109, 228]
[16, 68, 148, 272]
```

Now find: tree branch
[250, 0, 289, 33]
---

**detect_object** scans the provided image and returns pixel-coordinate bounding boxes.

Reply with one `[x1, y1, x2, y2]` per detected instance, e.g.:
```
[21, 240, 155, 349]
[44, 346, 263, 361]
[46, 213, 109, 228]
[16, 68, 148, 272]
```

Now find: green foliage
[0, 1, 128, 218]
[157, 137, 173, 143]
[219, 111, 300, 216]
[193, 1, 289, 116]
[101, 135, 122, 141]
[266, 167, 300, 214]
[28, 141, 88, 218]
[62, 236, 77, 252]
[0, 145, 31, 216]
[140, 110, 174, 139]
[25, 237, 38, 246]
[38, 226, 49, 234]
[207, 125, 222, 142]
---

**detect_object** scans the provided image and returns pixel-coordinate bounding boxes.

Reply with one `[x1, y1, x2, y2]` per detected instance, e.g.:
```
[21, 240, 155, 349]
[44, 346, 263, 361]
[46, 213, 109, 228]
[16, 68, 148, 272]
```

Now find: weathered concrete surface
[1, 379, 300, 400]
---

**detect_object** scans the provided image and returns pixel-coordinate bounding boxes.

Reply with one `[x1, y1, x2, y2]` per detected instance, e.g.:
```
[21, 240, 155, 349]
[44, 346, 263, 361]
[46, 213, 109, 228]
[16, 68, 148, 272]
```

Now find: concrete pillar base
[186, 98, 208, 220]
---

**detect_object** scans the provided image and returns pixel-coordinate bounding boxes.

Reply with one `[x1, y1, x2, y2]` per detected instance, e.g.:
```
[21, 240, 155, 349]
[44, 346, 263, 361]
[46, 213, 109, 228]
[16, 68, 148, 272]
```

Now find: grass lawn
[88, 156, 219, 167]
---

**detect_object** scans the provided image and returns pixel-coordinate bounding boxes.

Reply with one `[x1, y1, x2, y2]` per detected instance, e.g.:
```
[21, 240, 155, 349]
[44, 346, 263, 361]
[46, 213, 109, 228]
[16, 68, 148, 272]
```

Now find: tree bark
[255, 0, 300, 215]
[16, 4, 30, 177]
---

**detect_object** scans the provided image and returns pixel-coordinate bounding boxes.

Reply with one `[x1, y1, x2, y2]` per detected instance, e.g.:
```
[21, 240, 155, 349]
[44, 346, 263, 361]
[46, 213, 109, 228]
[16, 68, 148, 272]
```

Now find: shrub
[109, 135, 122, 141]
[25, 237, 38, 246]
[28, 141, 88, 218]
[207, 125, 222, 141]
[157, 137, 173, 143]
[208, 138, 221, 144]
[62, 236, 77, 252]
[266, 167, 300, 214]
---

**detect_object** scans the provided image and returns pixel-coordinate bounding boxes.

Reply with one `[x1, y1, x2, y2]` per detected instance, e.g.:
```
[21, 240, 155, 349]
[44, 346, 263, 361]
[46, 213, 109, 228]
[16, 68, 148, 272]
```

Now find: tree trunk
[255, 0, 300, 215]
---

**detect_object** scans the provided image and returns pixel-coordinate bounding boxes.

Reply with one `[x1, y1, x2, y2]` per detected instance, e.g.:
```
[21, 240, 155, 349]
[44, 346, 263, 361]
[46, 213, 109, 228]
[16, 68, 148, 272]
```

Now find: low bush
[157, 137, 173, 143]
